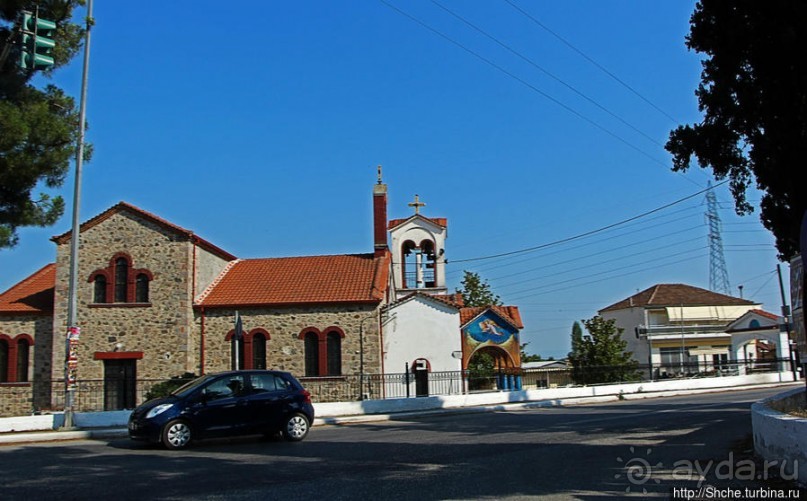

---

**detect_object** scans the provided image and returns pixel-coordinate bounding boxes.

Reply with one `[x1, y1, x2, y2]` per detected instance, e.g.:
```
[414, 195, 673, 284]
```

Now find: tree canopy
[569, 316, 640, 385]
[520, 342, 546, 363]
[0, 0, 86, 249]
[666, 1, 807, 260]
[456, 270, 501, 307]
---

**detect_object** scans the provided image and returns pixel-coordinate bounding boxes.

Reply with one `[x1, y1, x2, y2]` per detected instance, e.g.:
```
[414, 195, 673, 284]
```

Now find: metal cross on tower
[408, 194, 426, 215]
[705, 182, 731, 295]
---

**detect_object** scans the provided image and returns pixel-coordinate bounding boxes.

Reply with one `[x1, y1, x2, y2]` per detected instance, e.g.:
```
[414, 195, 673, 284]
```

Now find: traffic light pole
[62, 0, 93, 431]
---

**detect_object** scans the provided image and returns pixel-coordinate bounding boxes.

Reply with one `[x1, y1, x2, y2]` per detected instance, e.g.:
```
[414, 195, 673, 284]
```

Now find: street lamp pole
[62, 0, 93, 430]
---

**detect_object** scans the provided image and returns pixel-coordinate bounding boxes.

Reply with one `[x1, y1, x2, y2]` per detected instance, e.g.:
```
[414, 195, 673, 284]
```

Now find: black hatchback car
[128, 370, 314, 449]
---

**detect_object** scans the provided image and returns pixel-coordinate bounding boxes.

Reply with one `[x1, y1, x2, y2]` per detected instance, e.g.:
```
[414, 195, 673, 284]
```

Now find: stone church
[0, 174, 523, 417]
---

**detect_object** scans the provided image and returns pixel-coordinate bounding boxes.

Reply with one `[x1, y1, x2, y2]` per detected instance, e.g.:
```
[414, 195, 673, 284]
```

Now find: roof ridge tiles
[195, 259, 241, 305]
[51, 201, 236, 261]
[239, 252, 374, 261]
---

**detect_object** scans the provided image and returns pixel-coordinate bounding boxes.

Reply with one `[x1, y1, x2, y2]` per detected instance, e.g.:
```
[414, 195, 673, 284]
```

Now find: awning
[665, 305, 756, 322]
[687, 346, 729, 356]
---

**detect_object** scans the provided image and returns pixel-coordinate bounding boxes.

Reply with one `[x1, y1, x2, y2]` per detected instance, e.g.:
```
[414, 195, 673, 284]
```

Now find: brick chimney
[373, 167, 388, 256]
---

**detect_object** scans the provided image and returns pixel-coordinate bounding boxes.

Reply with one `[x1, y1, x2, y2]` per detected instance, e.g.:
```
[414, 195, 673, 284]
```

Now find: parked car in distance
[128, 370, 314, 449]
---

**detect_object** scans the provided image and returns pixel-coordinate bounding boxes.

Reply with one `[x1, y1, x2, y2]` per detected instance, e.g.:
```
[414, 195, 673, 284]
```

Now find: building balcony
[635, 323, 730, 339]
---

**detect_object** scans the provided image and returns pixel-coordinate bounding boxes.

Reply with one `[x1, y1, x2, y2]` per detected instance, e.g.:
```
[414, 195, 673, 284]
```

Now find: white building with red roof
[599, 284, 774, 377]
[379, 184, 524, 394]
[726, 309, 792, 373]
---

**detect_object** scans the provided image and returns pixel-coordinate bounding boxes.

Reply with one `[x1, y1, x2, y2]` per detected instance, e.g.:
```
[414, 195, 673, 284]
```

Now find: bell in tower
[388, 194, 448, 300]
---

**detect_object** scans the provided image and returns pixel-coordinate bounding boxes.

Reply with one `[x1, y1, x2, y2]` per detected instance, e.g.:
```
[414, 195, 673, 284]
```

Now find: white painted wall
[383, 295, 461, 374]
[752, 387, 807, 486]
[600, 307, 648, 362]
[732, 331, 792, 361]
[0, 373, 795, 433]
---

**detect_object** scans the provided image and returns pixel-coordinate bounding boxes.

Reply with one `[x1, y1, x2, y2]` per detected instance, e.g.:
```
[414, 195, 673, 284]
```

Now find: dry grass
[787, 408, 807, 418]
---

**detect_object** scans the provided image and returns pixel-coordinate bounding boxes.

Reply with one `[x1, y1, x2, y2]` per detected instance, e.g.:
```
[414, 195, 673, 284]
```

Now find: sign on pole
[66, 326, 80, 390]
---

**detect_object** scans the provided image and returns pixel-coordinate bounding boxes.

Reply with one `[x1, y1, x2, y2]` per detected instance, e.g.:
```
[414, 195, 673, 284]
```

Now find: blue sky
[1, 1, 786, 359]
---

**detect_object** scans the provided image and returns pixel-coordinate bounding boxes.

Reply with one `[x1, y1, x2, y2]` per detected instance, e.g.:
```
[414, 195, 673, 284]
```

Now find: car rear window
[250, 373, 292, 392]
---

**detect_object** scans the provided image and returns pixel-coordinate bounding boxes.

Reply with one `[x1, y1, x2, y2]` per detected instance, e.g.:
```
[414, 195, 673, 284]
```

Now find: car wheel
[162, 419, 192, 450]
[283, 413, 310, 442]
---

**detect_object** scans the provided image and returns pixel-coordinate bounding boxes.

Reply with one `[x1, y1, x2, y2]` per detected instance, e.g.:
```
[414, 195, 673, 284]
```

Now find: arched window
[326, 331, 342, 376]
[0, 339, 8, 383]
[749, 319, 761, 329]
[304, 332, 319, 377]
[16, 338, 29, 382]
[135, 273, 149, 303]
[93, 275, 107, 304]
[90, 255, 152, 304]
[114, 258, 128, 302]
[252, 332, 267, 370]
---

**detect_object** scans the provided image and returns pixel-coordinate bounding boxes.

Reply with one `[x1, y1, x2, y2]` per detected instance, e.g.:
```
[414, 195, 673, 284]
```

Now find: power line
[502, 245, 708, 298]
[379, 0, 673, 170]
[502, 0, 680, 124]
[447, 197, 703, 259]
[504, 250, 709, 301]
[495, 234, 705, 288]
[446, 180, 727, 264]
[430, 0, 665, 148]
[487, 223, 704, 282]
[445, 208, 705, 278]
[746, 272, 777, 302]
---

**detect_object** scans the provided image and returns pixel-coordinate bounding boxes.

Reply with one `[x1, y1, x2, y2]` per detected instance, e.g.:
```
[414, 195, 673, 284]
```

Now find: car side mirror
[190, 390, 207, 405]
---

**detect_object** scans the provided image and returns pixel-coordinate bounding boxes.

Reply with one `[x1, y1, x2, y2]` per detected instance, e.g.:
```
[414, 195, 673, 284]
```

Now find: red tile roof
[387, 291, 463, 310]
[0, 264, 55, 314]
[52, 201, 236, 261]
[600, 283, 756, 312]
[198, 253, 390, 308]
[748, 309, 779, 321]
[460, 305, 524, 330]
[388, 215, 447, 231]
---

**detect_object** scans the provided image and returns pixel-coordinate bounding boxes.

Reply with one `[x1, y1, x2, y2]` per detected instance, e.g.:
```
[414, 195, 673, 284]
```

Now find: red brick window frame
[89, 253, 153, 305]
[225, 328, 271, 370]
[298, 326, 345, 377]
[0, 333, 34, 384]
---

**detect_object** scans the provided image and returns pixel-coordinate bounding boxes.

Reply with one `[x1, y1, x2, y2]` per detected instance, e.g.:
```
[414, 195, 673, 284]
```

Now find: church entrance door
[413, 359, 429, 397]
[103, 359, 137, 410]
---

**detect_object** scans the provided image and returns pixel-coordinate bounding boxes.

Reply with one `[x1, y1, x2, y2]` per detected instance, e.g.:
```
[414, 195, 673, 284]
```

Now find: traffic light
[19, 11, 56, 70]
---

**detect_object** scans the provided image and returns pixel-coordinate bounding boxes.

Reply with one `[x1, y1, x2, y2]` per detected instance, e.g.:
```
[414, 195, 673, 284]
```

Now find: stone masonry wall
[0, 314, 53, 416]
[197, 303, 383, 382]
[52, 211, 198, 401]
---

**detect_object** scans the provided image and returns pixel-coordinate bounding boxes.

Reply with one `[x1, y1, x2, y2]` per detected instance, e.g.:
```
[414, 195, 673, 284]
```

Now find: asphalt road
[0, 386, 803, 500]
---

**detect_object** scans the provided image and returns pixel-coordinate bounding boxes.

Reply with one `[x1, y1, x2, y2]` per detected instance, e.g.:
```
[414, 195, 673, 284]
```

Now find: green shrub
[145, 373, 197, 401]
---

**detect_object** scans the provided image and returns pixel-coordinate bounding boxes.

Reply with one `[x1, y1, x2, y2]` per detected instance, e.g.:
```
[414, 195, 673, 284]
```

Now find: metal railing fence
[33, 358, 794, 413]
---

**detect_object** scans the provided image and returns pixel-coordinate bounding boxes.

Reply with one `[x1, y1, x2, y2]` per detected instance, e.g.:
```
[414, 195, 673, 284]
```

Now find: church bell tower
[388, 193, 448, 300]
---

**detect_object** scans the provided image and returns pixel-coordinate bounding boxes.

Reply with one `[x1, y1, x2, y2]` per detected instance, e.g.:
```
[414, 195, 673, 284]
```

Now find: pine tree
[1, 1, 88, 248]
[570, 316, 640, 385]
[457, 271, 501, 307]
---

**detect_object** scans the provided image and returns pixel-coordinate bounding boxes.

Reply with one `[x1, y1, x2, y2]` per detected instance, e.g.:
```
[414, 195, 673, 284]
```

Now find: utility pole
[62, 0, 93, 430]
[777, 265, 796, 380]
